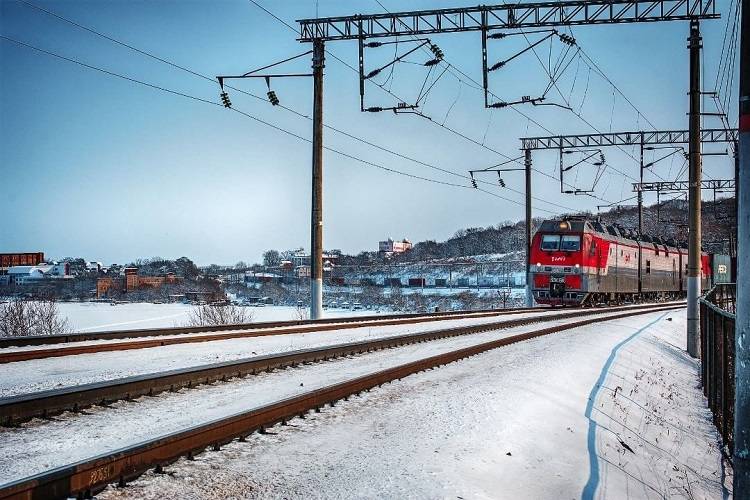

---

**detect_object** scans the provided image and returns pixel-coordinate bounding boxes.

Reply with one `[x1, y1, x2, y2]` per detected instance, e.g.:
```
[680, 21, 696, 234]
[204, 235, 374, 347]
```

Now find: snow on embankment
[97, 309, 728, 499]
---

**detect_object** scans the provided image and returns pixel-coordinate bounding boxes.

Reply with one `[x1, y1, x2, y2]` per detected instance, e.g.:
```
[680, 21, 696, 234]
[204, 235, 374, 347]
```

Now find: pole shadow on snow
[581, 312, 670, 500]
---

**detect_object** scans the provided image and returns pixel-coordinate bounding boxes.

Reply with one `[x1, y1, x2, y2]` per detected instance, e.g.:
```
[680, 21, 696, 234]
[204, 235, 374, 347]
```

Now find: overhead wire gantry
[287, 0, 720, 320]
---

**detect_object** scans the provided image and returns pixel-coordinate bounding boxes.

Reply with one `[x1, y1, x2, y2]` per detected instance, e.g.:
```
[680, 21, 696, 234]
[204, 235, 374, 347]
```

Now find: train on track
[530, 217, 732, 306]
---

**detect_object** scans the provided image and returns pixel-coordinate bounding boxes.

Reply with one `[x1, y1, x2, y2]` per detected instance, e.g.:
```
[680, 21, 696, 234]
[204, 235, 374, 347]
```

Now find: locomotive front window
[560, 235, 581, 251]
[541, 235, 560, 251]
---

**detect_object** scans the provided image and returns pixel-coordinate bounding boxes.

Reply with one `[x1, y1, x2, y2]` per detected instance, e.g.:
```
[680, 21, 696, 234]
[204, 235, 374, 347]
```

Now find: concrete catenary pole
[734, 0, 749, 492]
[686, 19, 702, 358]
[310, 39, 325, 320]
[638, 133, 644, 296]
[525, 148, 533, 307]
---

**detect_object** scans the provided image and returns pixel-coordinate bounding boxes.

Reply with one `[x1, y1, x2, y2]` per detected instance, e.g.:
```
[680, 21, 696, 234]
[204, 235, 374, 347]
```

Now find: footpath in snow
[95, 309, 729, 499]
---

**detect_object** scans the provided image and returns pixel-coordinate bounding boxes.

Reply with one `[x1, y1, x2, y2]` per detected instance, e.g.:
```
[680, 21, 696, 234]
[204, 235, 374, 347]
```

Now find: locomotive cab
[530, 219, 586, 306]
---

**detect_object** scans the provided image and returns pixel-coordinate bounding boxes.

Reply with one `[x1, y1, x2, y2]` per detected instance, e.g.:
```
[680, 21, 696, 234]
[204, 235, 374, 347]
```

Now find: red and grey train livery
[529, 217, 732, 306]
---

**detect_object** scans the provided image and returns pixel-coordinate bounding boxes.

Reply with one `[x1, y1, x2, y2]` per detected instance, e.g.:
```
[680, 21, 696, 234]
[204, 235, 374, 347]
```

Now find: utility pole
[638, 133, 644, 236]
[734, 0, 749, 492]
[686, 19, 702, 358]
[310, 39, 324, 320]
[525, 148, 533, 307]
[638, 133, 644, 295]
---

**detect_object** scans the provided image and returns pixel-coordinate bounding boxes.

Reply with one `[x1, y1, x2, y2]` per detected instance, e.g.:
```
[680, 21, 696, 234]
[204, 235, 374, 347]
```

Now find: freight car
[529, 217, 731, 306]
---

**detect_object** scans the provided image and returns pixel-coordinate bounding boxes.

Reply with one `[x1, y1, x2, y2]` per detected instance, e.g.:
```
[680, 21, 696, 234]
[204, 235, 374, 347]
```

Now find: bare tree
[295, 304, 310, 321]
[0, 298, 71, 337]
[185, 304, 254, 327]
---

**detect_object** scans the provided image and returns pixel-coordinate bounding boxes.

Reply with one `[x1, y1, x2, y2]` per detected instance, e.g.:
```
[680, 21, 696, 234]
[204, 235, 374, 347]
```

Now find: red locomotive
[529, 217, 731, 306]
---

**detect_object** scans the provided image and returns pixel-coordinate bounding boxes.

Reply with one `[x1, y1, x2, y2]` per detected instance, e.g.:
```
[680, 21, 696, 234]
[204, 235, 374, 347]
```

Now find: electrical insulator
[497, 173, 506, 187]
[424, 58, 440, 67]
[267, 90, 280, 106]
[489, 61, 505, 71]
[489, 32, 507, 39]
[396, 102, 409, 109]
[365, 42, 383, 48]
[489, 102, 508, 108]
[366, 68, 381, 79]
[429, 44, 444, 60]
[220, 91, 232, 108]
[365, 106, 384, 113]
[559, 33, 576, 46]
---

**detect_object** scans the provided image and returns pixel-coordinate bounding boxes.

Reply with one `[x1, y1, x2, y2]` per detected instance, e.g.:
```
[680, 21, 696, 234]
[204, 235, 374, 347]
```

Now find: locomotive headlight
[575, 263, 580, 272]
[536, 262, 542, 269]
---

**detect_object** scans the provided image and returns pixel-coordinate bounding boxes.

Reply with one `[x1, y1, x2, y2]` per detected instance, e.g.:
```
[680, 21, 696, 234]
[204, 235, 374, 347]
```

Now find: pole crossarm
[297, 0, 718, 41]
[632, 179, 735, 192]
[521, 128, 738, 150]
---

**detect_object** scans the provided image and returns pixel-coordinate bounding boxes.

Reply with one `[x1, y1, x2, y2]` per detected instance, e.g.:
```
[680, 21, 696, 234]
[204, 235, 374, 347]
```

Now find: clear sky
[0, 0, 739, 265]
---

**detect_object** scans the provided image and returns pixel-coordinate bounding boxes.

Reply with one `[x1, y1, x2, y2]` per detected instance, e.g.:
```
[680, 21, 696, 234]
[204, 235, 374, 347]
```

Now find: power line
[1, 33, 562, 214]
[281, 0, 575, 193]
[243, 0, 580, 211]
[0, 35, 216, 106]
[369, 0, 617, 204]
[18, 0, 574, 213]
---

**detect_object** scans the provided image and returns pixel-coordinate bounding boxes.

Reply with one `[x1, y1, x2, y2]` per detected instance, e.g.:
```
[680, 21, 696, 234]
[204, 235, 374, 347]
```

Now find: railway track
[0, 306, 536, 349]
[0, 307, 555, 364]
[0, 303, 683, 500]
[0, 302, 665, 425]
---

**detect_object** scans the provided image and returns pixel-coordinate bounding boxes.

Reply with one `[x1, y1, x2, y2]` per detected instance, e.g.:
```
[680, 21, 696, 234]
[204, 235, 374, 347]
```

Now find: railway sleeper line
[0, 302, 681, 427]
[0, 304, 684, 500]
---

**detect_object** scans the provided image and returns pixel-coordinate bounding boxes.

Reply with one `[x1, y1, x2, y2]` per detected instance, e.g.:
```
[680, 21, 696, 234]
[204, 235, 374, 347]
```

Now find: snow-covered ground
[85, 309, 727, 500]
[55, 303, 376, 333]
[1, 307, 721, 498]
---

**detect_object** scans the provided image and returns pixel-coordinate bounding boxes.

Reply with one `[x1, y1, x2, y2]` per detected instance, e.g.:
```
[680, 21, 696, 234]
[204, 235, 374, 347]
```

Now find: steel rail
[0, 302, 681, 425]
[0, 306, 539, 349]
[0, 303, 684, 500]
[0, 309, 544, 364]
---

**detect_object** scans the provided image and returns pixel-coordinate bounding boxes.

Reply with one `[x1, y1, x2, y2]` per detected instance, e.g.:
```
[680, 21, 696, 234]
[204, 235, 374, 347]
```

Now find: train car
[529, 217, 718, 306]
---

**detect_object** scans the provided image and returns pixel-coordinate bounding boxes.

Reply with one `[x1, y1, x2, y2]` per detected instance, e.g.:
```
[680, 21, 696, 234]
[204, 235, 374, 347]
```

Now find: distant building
[86, 261, 103, 273]
[379, 238, 412, 256]
[96, 267, 178, 298]
[0, 252, 45, 276]
[6, 262, 70, 285]
[245, 271, 283, 284]
[296, 265, 311, 278]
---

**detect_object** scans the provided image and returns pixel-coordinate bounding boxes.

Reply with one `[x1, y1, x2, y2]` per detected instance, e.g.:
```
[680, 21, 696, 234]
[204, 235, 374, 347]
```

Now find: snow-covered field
[87, 309, 726, 500]
[55, 302, 376, 333]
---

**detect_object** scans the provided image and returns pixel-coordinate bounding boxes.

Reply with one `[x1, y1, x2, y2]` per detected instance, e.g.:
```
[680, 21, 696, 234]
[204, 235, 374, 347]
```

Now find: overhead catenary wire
[243, 0, 583, 210]
[369, 0, 618, 205]
[17, 0, 576, 213]
[248, 0, 612, 206]
[368, 0, 618, 206]
[0, 33, 564, 214]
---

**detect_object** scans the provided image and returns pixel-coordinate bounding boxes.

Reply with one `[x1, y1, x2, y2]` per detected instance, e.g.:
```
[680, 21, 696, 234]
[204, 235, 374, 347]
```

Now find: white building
[379, 238, 413, 255]
[6, 263, 70, 285]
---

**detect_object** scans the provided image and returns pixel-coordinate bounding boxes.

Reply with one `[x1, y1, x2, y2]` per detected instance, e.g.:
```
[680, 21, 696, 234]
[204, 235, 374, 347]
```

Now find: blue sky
[0, 0, 739, 265]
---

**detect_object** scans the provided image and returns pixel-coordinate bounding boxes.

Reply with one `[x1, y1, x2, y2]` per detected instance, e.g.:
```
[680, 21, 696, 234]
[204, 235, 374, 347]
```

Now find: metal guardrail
[699, 283, 736, 456]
